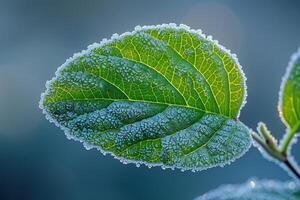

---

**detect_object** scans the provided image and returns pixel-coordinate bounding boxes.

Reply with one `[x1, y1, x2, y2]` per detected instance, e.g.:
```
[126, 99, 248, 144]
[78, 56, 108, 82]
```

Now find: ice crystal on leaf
[196, 179, 300, 200]
[40, 24, 251, 171]
[279, 48, 300, 139]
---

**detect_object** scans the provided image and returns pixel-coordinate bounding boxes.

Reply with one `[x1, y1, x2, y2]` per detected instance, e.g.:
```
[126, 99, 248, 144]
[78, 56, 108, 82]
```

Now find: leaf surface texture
[41, 24, 250, 170]
[196, 179, 300, 200]
[279, 48, 300, 133]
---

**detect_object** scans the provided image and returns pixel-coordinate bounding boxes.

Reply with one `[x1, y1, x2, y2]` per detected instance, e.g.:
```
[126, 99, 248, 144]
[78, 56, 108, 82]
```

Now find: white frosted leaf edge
[39, 23, 250, 171]
[195, 178, 299, 200]
[278, 47, 300, 129]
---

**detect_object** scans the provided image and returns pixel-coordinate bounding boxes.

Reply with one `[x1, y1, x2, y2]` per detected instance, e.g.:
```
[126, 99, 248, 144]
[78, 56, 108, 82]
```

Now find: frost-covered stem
[284, 158, 300, 179]
[279, 128, 296, 154]
[251, 132, 284, 162]
[251, 129, 300, 180]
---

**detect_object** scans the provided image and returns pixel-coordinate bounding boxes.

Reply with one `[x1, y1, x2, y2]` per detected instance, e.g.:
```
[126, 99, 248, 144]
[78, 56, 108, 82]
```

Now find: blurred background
[1, 0, 300, 199]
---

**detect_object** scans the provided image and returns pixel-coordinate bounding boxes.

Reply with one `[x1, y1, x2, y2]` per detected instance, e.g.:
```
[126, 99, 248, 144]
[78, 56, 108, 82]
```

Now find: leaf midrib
[46, 96, 232, 120]
[50, 67, 232, 119]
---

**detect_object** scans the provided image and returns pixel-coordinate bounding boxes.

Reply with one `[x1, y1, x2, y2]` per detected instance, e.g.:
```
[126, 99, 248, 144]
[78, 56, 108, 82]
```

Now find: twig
[283, 158, 300, 179]
[251, 130, 300, 181]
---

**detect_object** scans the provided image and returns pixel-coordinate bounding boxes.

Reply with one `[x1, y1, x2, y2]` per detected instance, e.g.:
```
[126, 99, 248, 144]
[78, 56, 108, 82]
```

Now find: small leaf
[195, 179, 300, 200]
[40, 24, 251, 171]
[279, 48, 300, 133]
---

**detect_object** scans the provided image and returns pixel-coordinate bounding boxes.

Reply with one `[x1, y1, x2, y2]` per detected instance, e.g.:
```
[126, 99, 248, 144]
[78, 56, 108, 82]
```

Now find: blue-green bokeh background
[1, 0, 300, 199]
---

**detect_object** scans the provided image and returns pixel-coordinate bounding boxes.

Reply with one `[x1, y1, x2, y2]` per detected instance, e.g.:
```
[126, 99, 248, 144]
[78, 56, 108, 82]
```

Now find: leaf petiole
[279, 126, 298, 154]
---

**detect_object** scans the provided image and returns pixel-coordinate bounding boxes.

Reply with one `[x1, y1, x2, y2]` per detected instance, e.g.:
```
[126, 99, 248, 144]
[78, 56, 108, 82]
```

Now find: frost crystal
[40, 24, 250, 171]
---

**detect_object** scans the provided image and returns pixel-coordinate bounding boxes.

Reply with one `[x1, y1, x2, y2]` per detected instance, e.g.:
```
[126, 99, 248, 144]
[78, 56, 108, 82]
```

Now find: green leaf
[40, 24, 251, 171]
[279, 48, 300, 133]
[196, 179, 300, 200]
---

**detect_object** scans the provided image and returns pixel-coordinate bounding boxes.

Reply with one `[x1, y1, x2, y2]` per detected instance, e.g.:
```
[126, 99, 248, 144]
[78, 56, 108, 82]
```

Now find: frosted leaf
[195, 179, 300, 200]
[40, 23, 250, 171]
[279, 48, 300, 133]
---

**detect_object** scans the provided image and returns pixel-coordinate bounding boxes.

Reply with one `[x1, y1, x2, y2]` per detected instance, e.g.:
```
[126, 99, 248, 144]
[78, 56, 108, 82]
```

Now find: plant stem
[251, 131, 300, 180]
[284, 158, 300, 179]
[279, 128, 297, 154]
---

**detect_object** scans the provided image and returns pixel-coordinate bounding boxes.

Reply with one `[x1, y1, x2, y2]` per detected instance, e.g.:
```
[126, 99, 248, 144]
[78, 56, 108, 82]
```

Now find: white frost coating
[252, 131, 300, 183]
[46, 23, 247, 117]
[283, 134, 300, 182]
[278, 47, 300, 128]
[195, 178, 299, 200]
[39, 23, 249, 172]
[277, 47, 300, 163]
[134, 23, 247, 118]
[257, 121, 278, 145]
[40, 102, 251, 172]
